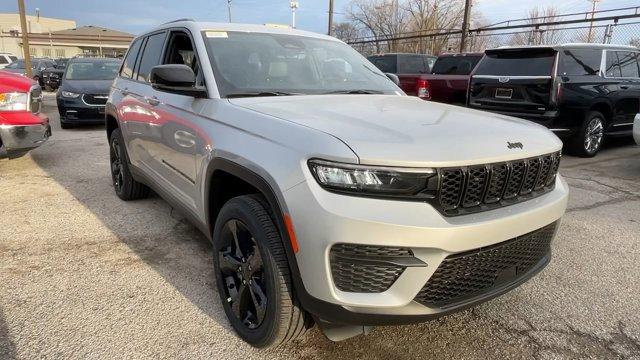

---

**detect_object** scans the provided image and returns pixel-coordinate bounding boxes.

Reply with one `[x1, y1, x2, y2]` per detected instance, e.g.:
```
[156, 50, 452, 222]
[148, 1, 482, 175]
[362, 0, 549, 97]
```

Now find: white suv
[105, 21, 569, 347]
[0, 53, 18, 69]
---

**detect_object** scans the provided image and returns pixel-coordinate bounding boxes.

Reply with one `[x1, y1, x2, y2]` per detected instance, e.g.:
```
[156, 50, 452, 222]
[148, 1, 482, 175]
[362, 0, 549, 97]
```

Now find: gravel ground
[1, 94, 639, 359]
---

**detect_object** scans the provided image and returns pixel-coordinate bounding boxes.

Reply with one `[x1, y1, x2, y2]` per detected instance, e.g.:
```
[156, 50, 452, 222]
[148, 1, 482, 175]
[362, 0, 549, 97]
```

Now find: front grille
[414, 221, 558, 308]
[435, 152, 561, 216]
[82, 94, 108, 106]
[330, 244, 416, 293]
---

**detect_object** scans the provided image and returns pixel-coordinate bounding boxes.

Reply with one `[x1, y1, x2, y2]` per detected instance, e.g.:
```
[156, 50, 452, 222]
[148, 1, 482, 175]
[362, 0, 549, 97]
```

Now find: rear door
[607, 50, 640, 132]
[469, 48, 557, 115]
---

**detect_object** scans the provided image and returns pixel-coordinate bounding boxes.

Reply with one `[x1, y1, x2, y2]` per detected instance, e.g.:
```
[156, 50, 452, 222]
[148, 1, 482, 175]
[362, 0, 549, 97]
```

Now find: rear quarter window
[617, 51, 640, 78]
[475, 50, 556, 76]
[432, 55, 482, 75]
[559, 49, 602, 76]
[120, 38, 143, 78]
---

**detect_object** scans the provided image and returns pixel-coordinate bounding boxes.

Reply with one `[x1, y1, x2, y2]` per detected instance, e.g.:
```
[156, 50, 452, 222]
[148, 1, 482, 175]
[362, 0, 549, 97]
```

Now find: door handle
[620, 85, 629, 90]
[145, 96, 160, 106]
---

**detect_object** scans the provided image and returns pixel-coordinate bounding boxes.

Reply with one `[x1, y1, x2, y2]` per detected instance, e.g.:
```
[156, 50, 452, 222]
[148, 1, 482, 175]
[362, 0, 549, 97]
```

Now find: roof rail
[162, 18, 195, 25]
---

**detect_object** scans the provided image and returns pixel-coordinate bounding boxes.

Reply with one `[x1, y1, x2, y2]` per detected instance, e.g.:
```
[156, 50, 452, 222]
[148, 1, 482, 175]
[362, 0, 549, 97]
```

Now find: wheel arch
[204, 158, 312, 307]
[589, 101, 613, 126]
[106, 114, 119, 141]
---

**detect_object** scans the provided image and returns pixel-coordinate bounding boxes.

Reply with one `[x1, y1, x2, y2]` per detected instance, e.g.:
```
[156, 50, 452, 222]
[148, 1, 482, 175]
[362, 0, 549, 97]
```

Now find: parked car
[400, 52, 483, 103]
[468, 44, 640, 157]
[0, 53, 18, 69]
[3, 58, 57, 87]
[367, 52, 436, 79]
[56, 57, 120, 129]
[634, 113, 640, 145]
[0, 71, 51, 158]
[42, 58, 69, 91]
[106, 21, 568, 347]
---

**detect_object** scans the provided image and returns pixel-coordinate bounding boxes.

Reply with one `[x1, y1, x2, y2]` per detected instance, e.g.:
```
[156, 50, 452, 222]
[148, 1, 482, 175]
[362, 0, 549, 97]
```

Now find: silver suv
[106, 21, 569, 347]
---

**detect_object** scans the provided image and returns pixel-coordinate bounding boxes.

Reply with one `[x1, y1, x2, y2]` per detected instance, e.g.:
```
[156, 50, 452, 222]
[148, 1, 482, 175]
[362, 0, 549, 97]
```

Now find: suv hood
[230, 95, 562, 167]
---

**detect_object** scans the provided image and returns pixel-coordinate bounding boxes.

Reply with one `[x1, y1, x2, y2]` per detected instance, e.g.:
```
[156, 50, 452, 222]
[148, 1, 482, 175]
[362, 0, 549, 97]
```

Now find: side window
[120, 38, 142, 78]
[163, 31, 203, 86]
[369, 56, 397, 73]
[605, 51, 622, 77]
[0, 56, 7, 64]
[397, 55, 429, 74]
[137, 32, 167, 82]
[617, 51, 640, 78]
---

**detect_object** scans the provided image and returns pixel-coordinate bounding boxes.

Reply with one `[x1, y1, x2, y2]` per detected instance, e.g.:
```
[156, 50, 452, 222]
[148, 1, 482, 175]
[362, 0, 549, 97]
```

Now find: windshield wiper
[322, 89, 384, 95]
[226, 91, 300, 98]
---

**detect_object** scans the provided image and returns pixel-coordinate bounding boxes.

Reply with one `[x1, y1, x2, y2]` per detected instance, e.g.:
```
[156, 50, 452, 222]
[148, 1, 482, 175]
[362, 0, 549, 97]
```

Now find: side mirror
[150, 64, 207, 98]
[385, 73, 400, 86]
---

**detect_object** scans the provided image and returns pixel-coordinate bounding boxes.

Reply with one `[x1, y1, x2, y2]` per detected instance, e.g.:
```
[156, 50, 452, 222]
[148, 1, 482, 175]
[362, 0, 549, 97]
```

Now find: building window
[29, 47, 37, 56]
[42, 48, 52, 58]
[55, 49, 66, 58]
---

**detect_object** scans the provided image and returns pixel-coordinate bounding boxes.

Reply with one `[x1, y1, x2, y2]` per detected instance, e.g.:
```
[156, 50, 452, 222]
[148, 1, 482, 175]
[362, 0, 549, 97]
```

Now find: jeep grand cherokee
[105, 21, 569, 347]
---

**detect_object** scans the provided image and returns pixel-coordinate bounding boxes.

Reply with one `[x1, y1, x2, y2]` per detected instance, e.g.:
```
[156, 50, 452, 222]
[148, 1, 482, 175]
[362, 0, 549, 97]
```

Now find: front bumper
[633, 113, 640, 145]
[57, 95, 106, 124]
[0, 117, 51, 158]
[284, 172, 568, 323]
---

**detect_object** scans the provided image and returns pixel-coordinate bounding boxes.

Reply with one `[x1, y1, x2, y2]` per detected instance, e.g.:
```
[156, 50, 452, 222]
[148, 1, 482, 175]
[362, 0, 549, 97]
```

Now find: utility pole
[227, 0, 232, 23]
[17, 0, 32, 78]
[328, 0, 334, 36]
[586, 0, 600, 43]
[290, 1, 299, 28]
[459, 0, 472, 53]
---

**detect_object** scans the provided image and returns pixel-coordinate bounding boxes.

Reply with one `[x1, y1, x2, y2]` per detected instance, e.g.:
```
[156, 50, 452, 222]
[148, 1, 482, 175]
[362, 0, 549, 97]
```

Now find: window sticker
[205, 31, 228, 38]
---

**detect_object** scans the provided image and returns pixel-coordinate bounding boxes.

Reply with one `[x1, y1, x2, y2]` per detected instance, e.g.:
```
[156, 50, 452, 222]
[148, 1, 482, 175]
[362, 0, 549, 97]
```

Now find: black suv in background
[468, 44, 640, 157]
[42, 58, 69, 91]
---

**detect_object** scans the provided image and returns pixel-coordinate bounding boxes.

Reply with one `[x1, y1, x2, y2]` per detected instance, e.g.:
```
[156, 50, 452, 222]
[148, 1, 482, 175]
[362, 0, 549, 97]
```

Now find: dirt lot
[1, 94, 640, 359]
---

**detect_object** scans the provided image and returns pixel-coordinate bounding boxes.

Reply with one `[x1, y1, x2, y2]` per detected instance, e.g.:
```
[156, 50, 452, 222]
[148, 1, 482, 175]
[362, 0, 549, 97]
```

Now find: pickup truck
[0, 70, 51, 158]
[394, 53, 483, 104]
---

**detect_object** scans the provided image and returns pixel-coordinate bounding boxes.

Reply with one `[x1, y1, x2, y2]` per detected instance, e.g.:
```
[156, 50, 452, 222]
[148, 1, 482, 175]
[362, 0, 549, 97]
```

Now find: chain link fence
[348, 19, 640, 56]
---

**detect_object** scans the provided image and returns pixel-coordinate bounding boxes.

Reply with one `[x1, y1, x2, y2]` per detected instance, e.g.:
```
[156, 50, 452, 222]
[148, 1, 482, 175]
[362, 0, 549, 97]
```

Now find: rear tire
[212, 195, 311, 347]
[109, 128, 149, 200]
[568, 111, 605, 158]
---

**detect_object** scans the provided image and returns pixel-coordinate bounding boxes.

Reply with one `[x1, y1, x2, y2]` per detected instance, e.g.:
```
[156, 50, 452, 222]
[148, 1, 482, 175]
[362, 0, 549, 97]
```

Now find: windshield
[202, 31, 400, 97]
[475, 49, 556, 77]
[56, 59, 68, 69]
[65, 61, 120, 80]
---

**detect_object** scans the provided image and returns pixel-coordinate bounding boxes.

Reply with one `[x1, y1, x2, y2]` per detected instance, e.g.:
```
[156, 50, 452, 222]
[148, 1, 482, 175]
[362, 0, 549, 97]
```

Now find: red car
[0, 70, 50, 158]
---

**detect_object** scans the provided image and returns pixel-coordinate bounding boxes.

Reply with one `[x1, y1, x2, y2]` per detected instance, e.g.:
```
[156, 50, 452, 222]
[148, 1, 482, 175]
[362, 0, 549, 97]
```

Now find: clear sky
[0, 0, 637, 35]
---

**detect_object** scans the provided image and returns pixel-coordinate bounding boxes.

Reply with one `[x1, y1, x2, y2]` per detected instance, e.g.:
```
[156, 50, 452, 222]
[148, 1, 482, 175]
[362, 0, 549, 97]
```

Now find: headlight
[61, 91, 80, 98]
[308, 159, 435, 198]
[0, 92, 28, 111]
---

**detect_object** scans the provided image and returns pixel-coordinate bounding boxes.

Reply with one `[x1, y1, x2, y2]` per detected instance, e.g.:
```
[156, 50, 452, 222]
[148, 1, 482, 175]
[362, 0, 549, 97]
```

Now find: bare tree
[509, 6, 561, 46]
[346, 0, 409, 53]
[333, 22, 361, 43]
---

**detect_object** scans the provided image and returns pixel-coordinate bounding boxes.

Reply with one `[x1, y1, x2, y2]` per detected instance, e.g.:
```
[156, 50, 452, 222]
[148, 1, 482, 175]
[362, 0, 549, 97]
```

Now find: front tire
[212, 195, 311, 347]
[109, 128, 149, 200]
[568, 111, 605, 157]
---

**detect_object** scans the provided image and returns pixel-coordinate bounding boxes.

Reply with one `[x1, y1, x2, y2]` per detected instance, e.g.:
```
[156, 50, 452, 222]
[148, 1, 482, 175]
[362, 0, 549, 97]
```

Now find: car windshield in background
[475, 49, 556, 76]
[65, 61, 120, 80]
[432, 56, 482, 75]
[55, 59, 69, 69]
[203, 31, 399, 97]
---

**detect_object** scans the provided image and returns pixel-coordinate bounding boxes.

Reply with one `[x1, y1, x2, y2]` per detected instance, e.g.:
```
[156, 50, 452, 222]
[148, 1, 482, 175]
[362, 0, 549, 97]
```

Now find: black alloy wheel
[212, 195, 311, 347]
[218, 219, 268, 329]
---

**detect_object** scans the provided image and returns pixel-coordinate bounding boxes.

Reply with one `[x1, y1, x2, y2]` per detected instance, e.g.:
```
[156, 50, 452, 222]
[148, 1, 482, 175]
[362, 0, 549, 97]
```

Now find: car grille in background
[436, 152, 561, 216]
[414, 221, 558, 308]
[82, 94, 108, 106]
[29, 87, 42, 114]
[330, 244, 417, 293]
